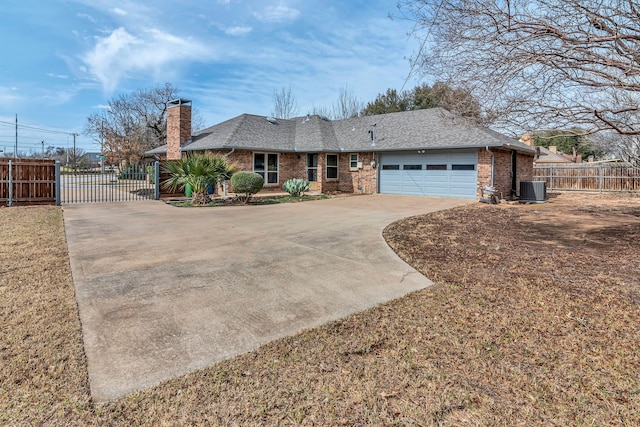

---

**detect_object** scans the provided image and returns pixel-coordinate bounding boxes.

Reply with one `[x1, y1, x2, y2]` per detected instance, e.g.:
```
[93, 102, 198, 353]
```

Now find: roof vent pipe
[485, 146, 495, 187]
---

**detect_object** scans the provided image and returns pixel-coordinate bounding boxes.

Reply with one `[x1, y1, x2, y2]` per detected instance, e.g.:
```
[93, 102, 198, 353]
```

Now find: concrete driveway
[63, 194, 471, 402]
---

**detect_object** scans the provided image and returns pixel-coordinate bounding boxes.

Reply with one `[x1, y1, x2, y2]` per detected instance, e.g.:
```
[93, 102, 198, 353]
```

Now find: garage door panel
[379, 150, 478, 198]
[451, 173, 475, 182]
[425, 173, 448, 183]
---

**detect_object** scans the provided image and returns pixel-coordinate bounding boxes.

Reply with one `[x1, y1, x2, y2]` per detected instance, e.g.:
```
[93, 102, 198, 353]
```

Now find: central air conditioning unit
[519, 180, 547, 203]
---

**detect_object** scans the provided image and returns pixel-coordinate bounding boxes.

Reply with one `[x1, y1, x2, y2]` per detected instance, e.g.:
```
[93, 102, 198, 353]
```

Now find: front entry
[306, 153, 318, 191]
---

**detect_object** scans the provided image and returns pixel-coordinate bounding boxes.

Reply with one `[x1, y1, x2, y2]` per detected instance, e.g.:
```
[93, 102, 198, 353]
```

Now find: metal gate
[59, 161, 160, 204]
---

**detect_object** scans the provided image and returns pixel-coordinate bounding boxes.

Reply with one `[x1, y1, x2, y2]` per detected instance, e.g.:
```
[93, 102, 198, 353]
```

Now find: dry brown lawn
[1, 193, 639, 426]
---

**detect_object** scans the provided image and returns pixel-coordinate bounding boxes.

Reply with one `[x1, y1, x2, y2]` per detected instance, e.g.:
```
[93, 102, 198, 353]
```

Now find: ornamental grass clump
[231, 171, 264, 204]
[282, 178, 310, 197]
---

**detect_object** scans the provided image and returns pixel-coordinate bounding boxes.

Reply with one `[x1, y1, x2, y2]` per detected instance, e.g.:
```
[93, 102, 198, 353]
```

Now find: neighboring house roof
[79, 152, 101, 162]
[148, 108, 535, 156]
[146, 145, 168, 155]
[534, 146, 572, 164]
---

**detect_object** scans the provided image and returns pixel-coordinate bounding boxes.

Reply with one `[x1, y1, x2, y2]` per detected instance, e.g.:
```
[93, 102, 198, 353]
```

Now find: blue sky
[0, 0, 422, 154]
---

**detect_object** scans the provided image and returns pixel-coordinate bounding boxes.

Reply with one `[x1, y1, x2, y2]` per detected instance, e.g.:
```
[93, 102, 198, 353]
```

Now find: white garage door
[379, 150, 478, 198]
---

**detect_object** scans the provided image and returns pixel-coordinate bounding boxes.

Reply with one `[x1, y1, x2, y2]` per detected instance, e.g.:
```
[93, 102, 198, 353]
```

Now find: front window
[350, 154, 359, 170]
[326, 154, 338, 179]
[254, 153, 279, 184]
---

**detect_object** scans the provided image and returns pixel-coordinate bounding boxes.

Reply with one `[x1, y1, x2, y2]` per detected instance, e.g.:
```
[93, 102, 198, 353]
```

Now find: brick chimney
[520, 133, 535, 146]
[166, 99, 192, 160]
[549, 145, 557, 153]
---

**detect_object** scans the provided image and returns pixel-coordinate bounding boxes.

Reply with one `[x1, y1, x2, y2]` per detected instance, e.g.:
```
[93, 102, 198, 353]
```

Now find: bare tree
[67, 147, 86, 170]
[332, 85, 363, 119]
[271, 87, 299, 119]
[400, 0, 640, 153]
[85, 83, 181, 165]
[309, 104, 332, 119]
[592, 132, 640, 165]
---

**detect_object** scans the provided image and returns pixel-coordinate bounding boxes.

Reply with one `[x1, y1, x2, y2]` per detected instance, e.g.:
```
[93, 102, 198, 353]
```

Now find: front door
[306, 153, 318, 191]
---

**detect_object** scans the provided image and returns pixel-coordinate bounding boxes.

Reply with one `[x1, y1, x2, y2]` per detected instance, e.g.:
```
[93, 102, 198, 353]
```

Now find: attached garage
[379, 150, 478, 198]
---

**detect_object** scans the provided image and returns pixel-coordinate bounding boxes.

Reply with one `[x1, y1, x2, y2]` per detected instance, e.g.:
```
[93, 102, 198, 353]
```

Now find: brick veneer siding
[516, 151, 534, 192]
[477, 148, 534, 199]
[313, 152, 378, 194]
[206, 149, 305, 192]
[341, 152, 378, 194]
[203, 149, 378, 194]
[166, 105, 192, 160]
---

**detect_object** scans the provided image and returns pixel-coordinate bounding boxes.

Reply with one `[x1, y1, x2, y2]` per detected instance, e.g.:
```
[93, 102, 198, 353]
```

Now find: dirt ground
[383, 192, 640, 424]
[1, 192, 639, 426]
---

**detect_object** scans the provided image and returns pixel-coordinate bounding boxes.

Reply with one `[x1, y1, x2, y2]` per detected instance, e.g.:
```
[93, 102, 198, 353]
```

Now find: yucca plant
[162, 153, 237, 205]
[283, 178, 310, 197]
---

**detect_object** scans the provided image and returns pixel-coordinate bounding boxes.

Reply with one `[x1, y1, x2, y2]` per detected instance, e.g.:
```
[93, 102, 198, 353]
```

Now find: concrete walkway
[63, 195, 471, 402]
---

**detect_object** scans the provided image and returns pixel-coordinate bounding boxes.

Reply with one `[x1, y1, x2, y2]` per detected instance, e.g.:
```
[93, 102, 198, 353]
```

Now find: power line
[373, 0, 444, 129]
[0, 119, 77, 136]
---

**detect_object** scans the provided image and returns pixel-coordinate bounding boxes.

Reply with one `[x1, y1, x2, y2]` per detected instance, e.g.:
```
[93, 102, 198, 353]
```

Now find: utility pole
[41, 140, 45, 158]
[15, 114, 18, 158]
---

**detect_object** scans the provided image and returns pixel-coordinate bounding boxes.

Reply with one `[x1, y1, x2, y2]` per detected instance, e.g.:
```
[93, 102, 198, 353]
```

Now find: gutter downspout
[485, 146, 495, 187]
[223, 148, 236, 197]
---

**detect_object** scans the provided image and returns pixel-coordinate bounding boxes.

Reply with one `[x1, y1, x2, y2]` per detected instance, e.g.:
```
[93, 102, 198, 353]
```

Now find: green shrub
[231, 171, 264, 203]
[146, 165, 155, 181]
[162, 154, 237, 205]
[282, 178, 310, 197]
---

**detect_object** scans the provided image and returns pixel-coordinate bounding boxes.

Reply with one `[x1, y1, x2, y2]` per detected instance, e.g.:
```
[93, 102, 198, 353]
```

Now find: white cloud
[81, 27, 212, 92]
[47, 73, 69, 79]
[254, 4, 300, 23]
[0, 86, 22, 103]
[217, 0, 231, 4]
[224, 26, 252, 36]
[113, 7, 127, 15]
[77, 12, 96, 23]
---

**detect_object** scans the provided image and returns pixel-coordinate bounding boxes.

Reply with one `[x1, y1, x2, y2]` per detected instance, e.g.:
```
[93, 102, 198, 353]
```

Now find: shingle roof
[148, 108, 535, 156]
[145, 145, 167, 155]
[534, 146, 572, 163]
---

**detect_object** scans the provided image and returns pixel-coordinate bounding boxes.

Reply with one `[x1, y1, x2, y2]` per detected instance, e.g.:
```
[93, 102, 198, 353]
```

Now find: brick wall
[516, 151, 534, 191]
[477, 148, 492, 196]
[207, 150, 306, 192]
[204, 149, 378, 194]
[477, 148, 534, 199]
[339, 152, 378, 194]
[166, 104, 192, 160]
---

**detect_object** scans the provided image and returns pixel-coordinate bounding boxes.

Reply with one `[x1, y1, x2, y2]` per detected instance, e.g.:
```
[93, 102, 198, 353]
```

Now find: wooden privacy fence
[534, 163, 640, 192]
[1, 158, 56, 205]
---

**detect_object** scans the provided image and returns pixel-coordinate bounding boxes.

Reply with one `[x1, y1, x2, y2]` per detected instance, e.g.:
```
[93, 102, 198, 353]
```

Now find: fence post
[8, 160, 12, 207]
[55, 161, 61, 206]
[154, 161, 160, 200]
[599, 164, 603, 193]
[549, 164, 553, 192]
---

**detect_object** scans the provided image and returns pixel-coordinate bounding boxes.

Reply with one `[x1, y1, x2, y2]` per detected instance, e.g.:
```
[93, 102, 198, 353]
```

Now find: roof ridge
[226, 114, 250, 145]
